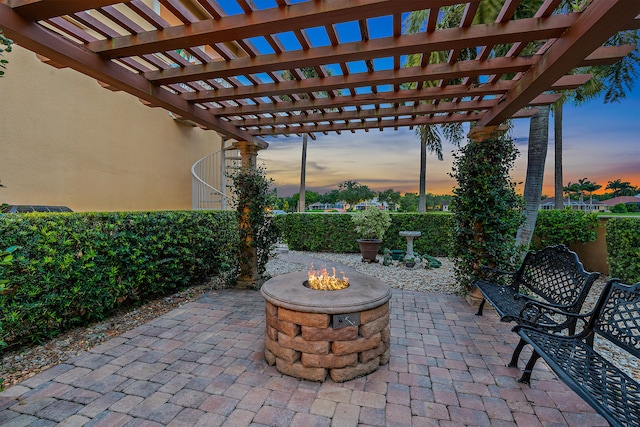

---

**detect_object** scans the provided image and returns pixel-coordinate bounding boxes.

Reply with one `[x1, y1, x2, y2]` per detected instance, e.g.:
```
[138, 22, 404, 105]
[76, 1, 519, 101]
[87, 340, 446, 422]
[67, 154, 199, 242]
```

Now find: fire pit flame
[307, 264, 349, 290]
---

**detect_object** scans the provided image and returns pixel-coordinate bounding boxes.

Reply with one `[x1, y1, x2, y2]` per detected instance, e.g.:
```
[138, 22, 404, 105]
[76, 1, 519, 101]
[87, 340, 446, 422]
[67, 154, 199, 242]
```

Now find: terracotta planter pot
[357, 239, 382, 263]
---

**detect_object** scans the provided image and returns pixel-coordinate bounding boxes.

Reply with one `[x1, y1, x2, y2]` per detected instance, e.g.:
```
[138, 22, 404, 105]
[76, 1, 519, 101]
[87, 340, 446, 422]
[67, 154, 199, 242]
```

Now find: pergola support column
[464, 125, 509, 308]
[233, 140, 265, 289]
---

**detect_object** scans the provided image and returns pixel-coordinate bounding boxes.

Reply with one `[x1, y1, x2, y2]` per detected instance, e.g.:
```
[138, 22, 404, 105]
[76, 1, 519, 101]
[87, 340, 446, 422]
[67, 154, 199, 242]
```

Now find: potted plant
[351, 208, 391, 262]
[404, 254, 416, 268]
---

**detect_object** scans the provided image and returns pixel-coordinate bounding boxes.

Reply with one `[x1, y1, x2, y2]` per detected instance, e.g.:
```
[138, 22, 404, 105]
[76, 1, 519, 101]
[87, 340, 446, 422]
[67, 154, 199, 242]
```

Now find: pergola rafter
[0, 0, 638, 143]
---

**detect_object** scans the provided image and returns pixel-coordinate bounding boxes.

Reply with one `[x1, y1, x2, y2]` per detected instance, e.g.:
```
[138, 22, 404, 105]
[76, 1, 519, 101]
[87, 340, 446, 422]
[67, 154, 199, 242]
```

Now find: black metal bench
[514, 279, 640, 427]
[474, 244, 600, 366]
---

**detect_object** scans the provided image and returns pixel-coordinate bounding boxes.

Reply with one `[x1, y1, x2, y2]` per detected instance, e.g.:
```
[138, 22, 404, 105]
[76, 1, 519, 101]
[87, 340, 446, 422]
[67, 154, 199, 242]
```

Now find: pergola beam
[210, 79, 570, 118]
[185, 56, 537, 103]
[187, 56, 606, 104]
[233, 99, 501, 127]
[245, 110, 534, 136]
[478, 0, 640, 127]
[146, 14, 579, 85]
[2, 0, 124, 21]
[87, 0, 463, 59]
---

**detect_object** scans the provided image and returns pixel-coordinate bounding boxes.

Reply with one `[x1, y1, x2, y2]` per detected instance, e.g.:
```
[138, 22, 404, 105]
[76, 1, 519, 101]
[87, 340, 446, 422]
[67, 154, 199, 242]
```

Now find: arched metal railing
[191, 143, 241, 210]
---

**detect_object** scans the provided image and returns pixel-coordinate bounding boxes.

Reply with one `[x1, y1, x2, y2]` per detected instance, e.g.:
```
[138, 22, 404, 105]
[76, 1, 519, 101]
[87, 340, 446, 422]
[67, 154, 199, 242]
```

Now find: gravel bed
[1, 251, 637, 390]
[266, 249, 457, 294]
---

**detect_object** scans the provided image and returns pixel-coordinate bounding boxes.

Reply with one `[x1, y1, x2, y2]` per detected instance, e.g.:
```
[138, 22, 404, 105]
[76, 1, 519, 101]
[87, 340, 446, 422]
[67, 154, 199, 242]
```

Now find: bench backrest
[516, 245, 599, 312]
[591, 280, 640, 360]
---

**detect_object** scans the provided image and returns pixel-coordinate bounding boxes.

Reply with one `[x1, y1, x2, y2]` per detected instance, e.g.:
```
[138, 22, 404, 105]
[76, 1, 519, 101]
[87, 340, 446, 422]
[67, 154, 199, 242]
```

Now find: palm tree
[298, 133, 308, 212]
[563, 181, 581, 205]
[606, 179, 635, 197]
[581, 180, 602, 205]
[576, 177, 590, 203]
[403, 6, 493, 212]
[280, 67, 327, 212]
[552, 1, 640, 209]
[516, 105, 550, 246]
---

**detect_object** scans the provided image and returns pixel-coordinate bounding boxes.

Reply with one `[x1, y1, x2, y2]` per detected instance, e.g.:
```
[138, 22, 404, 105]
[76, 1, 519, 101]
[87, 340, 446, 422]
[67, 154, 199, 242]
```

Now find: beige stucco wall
[0, 46, 222, 212]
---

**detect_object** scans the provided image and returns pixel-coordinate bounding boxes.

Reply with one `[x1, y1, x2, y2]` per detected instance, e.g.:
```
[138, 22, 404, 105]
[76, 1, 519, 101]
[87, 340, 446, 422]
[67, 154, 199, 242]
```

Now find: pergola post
[232, 140, 264, 289]
[464, 125, 509, 308]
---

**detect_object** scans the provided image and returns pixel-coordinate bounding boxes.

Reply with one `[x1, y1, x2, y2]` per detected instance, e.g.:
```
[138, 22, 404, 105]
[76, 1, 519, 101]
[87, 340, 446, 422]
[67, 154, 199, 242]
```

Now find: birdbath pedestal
[399, 231, 421, 257]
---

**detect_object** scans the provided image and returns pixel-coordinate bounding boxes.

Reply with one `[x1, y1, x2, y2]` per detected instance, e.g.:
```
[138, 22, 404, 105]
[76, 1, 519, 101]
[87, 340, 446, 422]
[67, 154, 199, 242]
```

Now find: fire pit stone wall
[261, 270, 391, 382]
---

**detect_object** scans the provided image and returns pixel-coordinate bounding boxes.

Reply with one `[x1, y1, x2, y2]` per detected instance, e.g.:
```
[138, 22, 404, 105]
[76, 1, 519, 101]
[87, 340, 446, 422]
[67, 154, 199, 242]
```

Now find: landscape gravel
[1, 250, 637, 390]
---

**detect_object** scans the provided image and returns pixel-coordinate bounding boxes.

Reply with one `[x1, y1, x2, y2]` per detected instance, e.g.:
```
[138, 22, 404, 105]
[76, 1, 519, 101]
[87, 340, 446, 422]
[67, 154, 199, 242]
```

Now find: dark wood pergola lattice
[1, 0, 639, 148]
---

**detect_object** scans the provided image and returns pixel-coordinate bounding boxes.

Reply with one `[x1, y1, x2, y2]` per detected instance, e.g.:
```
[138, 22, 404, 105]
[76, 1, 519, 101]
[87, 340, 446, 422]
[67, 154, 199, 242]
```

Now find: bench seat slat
[475, 280, 563, 327]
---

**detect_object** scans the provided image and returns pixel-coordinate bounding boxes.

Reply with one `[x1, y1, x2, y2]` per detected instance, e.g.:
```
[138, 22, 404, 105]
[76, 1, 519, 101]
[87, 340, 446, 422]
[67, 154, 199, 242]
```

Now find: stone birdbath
[399, 231, 421, 257]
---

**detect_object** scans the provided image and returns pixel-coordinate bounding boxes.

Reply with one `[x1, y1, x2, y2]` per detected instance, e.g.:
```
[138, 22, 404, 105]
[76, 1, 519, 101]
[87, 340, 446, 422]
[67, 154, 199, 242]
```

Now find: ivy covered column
[232, 140, 265, 289]
[470, 126, 508, 309]
[451, 125, 524, 307]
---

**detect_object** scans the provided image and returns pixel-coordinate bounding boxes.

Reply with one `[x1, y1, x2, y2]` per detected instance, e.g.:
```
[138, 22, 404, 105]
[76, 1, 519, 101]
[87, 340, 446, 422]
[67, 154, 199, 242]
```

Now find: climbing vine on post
[230, 165, 279, 288]
[449, 133, 525, 294]
[0, 28, 14, 78]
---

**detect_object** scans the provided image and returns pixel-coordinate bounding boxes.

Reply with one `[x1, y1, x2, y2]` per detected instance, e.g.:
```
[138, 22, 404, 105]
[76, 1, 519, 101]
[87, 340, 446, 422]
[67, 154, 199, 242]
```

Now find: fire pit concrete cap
[261, 271, 391, 314]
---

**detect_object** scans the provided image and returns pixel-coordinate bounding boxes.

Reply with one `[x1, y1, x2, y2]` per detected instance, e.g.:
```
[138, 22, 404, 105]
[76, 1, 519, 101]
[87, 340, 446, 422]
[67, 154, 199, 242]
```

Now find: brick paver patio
[0, 279, 608, 426]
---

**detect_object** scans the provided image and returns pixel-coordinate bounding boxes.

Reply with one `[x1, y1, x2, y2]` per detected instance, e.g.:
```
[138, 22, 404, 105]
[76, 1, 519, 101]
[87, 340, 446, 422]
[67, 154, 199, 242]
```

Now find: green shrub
[279, 213, 358, 253]
[606, 218, 640, 283]
[384, 213, 453, 257]
[277, 213, 452, 256]
[532, 209, 599, 250]
[0, 245, 17, 391]
[611, 203, 628, 213]
[0, 211, 237, 347]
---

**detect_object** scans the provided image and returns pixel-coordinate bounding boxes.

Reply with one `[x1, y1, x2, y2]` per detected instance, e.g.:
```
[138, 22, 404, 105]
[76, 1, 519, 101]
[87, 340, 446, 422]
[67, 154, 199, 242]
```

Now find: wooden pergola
[2, 0, 639, 151]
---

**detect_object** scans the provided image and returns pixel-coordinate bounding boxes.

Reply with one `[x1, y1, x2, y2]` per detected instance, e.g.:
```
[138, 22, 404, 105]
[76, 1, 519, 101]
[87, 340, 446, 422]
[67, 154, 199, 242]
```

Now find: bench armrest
[517, 299, 596, 332]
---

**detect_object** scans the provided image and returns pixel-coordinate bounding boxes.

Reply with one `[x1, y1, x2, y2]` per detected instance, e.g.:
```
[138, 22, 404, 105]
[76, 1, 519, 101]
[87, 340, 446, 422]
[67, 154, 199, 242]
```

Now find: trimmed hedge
[275, 213, 453, 256]
[0, 211, 238, 347]
[531, 209, 599, 250]
[606, 217, 640, 283]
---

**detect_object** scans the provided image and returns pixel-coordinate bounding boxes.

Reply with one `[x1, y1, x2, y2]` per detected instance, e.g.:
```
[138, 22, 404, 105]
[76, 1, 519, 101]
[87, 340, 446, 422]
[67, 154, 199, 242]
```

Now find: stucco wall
[1, 47, 222, 212]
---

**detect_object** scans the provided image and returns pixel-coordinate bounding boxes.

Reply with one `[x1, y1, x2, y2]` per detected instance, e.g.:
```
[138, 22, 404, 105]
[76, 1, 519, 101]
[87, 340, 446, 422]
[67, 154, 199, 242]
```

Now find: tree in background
[402, 9, 469, 212]
[582, 180, 602, 205]
[337, 180, 374, 210]
[399, 193, 419, 212]
[280, 66, 334, 212]
[377, 189, 401, 210]
[563, 181, 581, 203]
[606, 179, 638, 197]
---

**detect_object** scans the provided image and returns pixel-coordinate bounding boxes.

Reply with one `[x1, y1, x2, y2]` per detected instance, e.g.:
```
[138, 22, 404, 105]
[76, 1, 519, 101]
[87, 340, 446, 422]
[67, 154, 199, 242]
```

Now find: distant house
[354, 198, 397, 211]
[307, 202, 346, 212]
[538, 198, 606, 212]
[599, 196, 640, 211]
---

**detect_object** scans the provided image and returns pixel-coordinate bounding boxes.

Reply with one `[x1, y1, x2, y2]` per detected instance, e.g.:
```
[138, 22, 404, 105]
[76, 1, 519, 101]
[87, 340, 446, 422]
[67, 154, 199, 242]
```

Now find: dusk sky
[259, 80, 640, 198]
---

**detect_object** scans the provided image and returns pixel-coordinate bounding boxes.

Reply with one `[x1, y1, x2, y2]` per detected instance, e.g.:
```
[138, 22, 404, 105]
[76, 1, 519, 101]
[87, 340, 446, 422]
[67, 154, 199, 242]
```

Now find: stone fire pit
[261, 270, 391, 382]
